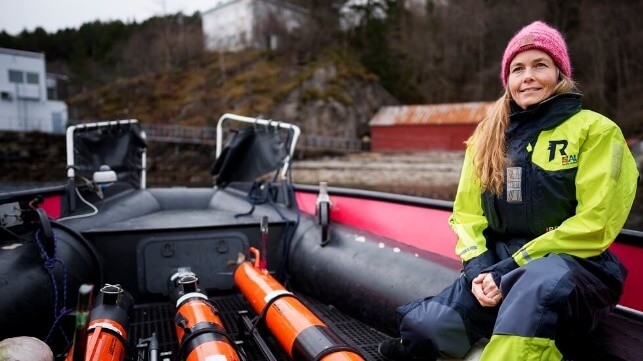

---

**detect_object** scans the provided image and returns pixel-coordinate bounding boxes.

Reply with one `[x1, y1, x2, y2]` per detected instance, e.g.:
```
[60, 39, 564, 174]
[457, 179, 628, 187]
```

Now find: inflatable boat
[0, 114, 641, 360]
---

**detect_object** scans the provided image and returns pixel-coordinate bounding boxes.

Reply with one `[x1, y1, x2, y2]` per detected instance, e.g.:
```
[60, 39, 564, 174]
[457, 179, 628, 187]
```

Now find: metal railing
[142, 124, 363, 154]
[143, 124, 217, 145]
[300, 134, 363, 153]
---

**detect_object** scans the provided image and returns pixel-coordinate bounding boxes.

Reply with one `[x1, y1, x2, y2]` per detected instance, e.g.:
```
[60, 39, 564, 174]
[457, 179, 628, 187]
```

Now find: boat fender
[292, 326, 362, 361]
[83, 284, 133, 361]
[169, 269, 241, 361]
[257, 289, 295, 322]
[234, 249, 365, 361]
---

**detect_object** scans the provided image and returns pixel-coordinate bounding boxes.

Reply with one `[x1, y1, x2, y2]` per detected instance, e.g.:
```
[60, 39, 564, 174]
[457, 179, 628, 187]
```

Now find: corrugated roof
[369, 102, 494, 126]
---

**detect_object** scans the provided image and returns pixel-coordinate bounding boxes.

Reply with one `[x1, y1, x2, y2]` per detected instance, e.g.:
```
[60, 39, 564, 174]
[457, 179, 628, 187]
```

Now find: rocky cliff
[68, 50, 397, 140]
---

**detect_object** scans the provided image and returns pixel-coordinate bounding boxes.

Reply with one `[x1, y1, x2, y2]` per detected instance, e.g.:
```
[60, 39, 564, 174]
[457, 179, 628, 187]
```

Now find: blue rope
[234, 180, 301, 281]
[34, 229, 71, 345]
[235, 126, 301, 280]
[234, 182, 269, 218]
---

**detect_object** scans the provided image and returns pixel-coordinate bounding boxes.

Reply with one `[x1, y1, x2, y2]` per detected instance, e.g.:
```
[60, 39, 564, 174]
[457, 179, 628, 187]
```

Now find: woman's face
[508, 49, 559, 109]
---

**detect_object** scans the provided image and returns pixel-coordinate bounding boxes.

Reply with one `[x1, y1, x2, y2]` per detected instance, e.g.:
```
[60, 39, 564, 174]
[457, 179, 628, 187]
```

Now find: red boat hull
[295, 190, 643, 312]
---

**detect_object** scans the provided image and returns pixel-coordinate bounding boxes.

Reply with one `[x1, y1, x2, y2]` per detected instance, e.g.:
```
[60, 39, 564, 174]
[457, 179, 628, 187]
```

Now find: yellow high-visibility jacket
[450, 93, 639, 271]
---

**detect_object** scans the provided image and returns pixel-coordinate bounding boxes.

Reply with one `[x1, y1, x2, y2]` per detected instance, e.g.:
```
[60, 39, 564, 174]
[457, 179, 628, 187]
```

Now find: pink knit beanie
[501, 21, 571, 87]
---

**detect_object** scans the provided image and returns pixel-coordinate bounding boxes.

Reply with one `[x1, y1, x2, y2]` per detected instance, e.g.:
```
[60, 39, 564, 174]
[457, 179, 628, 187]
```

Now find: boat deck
[128, 292, 643, 361]
[128, 293, 391, 361]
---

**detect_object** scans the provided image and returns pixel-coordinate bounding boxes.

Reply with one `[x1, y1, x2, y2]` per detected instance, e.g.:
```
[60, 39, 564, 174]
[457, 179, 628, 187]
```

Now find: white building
[202, 0, 307, 52]
[0, 48, 68, 133]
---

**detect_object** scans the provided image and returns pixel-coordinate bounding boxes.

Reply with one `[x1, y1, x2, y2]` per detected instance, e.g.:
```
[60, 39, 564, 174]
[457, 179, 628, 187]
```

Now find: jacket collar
[507, 92, 582, 135]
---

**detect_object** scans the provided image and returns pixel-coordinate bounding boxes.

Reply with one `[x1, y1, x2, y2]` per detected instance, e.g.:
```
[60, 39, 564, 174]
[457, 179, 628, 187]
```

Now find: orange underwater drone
[234, 247, 365, 361]
[169, 268, 241, 361]
[66, 284, 133, 361]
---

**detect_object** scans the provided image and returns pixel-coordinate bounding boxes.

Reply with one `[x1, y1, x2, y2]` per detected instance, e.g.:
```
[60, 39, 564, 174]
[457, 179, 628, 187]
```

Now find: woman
[378, 21, 639, 361]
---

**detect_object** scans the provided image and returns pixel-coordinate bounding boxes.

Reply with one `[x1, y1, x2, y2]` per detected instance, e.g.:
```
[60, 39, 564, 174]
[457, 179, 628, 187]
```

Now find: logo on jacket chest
[548, 140, 577, 165]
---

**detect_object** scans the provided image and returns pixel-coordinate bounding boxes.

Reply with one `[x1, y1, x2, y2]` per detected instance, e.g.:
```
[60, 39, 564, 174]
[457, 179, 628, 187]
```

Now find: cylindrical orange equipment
[169, 269, 241, 361]
[82, 284, 133, 361]
[234, 249, 365, 361]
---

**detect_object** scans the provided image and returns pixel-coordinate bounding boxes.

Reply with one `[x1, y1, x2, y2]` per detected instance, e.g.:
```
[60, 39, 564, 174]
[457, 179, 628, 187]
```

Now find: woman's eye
[511, 67, 523, 73]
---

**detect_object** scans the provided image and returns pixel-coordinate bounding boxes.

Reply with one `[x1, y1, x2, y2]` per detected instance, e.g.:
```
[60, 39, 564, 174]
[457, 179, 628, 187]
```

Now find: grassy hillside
[68, 48, 383, 131]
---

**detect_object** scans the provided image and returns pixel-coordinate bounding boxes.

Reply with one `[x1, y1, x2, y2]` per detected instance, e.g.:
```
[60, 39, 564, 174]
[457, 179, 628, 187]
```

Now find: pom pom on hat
[501, 21, 571, 87]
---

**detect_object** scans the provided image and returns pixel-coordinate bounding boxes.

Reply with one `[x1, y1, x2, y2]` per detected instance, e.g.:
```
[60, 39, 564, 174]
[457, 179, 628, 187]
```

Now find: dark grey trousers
[395, 251, 626, 359]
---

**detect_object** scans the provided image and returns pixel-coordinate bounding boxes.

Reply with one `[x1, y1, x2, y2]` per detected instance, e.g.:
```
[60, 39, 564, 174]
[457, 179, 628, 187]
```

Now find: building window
[26, 72, 39, 84]
[9, 70, 23, 83]
[47, 87, 56, 100]
[0, 91, 11, 101]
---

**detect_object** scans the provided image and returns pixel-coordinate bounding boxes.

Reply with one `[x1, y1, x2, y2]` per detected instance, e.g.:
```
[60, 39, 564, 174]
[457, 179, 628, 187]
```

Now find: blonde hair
[468, 75, 577, 195]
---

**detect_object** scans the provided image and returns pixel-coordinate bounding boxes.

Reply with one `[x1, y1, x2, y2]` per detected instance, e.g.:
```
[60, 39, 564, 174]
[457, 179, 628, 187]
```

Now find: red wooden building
[369, 102, 493, 151]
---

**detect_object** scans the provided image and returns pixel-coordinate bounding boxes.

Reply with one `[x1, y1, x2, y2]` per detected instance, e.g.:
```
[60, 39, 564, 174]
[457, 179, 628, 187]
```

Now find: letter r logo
[547, 140, 568, 161]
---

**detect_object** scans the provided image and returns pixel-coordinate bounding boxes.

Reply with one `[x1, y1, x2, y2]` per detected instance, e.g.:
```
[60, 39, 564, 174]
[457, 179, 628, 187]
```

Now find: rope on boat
[233, 181, 278, 218]
[34, 228, 71, 346]
[233, 127, 301, 281]
[234, 179, 300, 281]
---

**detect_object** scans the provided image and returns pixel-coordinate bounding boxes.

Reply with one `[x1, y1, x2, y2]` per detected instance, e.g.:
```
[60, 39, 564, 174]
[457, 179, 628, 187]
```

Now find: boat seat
[62, 186, 292, 232]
